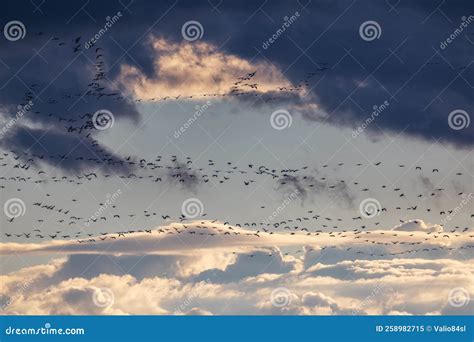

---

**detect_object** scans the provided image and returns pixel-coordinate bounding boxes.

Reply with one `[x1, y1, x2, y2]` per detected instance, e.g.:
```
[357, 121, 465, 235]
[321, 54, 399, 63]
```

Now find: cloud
[193, 248, 298, 283]
[50, 254, 186, 281]
[393, 219, 442, 233]
[0, 127, 131, 173]
[0, 0, 472, 171]
[306, 258, 471, 281]
[0, 220, 470, 257]
[1, 218, 471, 315]
[180, 308, 213, 315]
[118, 37, 297, 101]
[0, 29, 140, 172]
[1, 251, 472, 315]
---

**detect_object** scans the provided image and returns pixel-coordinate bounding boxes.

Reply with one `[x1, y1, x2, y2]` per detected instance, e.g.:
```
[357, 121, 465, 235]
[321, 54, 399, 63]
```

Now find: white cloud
[1, 220, 471, 315]
[0, 220, 469, 257]
[1, 248, 472, 315]
[118, 37, 298, 101]
[393, 219, 443, 233]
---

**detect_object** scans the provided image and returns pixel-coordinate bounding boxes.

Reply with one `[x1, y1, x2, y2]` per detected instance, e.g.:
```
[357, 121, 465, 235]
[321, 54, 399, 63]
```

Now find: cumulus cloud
[301, 292, 340, 312]
[1, 219, 471, 315]
[193, 248, 298, 284]
[118, 37, 297, 101]
[1, 251, 472, 315]
[393, 219, 443, 233]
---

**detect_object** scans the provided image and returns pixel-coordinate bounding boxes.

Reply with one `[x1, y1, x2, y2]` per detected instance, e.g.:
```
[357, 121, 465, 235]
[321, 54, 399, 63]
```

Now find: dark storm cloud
[1, 0, 472, 173]
[0, 126, 131, 173]
[1, 0, 143, 171]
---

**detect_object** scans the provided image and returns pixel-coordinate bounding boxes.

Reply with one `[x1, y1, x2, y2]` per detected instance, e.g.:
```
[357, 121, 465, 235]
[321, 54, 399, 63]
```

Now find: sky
[0, 0, 473, 315]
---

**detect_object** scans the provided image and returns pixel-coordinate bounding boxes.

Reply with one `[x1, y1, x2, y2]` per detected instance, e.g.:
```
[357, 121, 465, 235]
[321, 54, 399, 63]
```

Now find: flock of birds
[2, 151, 473, 259]
[1, 32, 472, 261]
[2, 219, 474, 259]
[16, 32, 327, 137]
